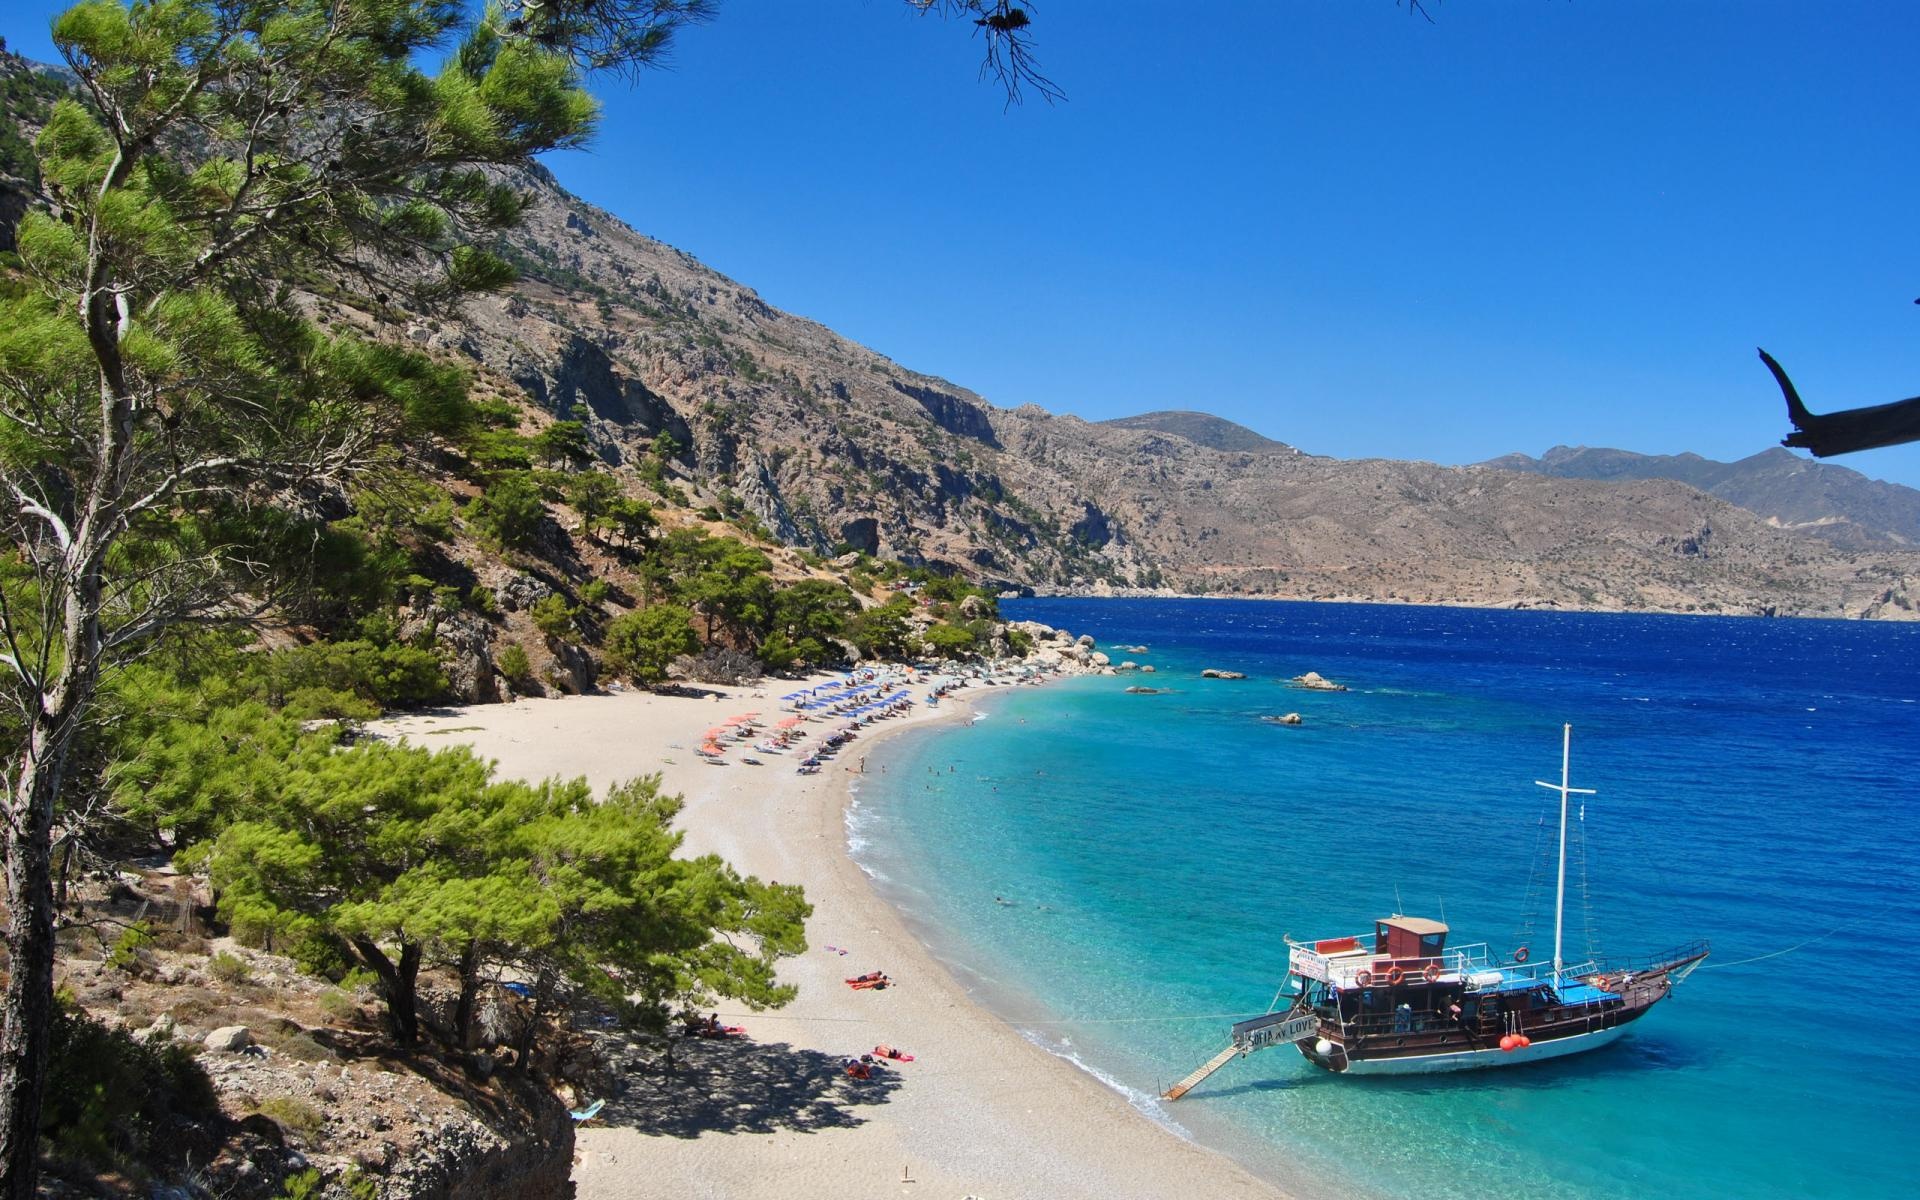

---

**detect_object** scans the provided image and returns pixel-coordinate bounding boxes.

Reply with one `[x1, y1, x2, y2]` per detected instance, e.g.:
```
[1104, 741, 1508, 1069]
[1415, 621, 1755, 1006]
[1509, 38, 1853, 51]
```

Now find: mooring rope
[1698, 905, 1891, 970]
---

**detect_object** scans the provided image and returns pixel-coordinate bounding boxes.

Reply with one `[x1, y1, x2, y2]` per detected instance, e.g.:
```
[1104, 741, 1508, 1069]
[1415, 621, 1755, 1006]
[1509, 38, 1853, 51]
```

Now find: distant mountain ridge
[1480, 446, 1920, 549]
[1098, 411, 1299, 455]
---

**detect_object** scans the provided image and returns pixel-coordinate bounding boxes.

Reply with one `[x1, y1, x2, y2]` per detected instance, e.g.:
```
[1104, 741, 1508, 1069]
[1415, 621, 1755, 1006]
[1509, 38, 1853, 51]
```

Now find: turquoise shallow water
[850, 599, 1920, 1199]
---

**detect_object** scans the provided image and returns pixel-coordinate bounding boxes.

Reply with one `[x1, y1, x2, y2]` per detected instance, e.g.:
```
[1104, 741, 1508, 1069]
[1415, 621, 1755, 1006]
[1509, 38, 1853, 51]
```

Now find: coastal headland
[372, 669, 1287, 1200]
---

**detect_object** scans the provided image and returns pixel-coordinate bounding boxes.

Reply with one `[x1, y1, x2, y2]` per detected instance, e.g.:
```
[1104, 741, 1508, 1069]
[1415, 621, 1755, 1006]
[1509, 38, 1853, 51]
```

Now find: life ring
[1384, 967, 1405, 985]
[1353, 970, 1373, 988]
[1423, 962, 1442, 983]
[1513, 946, 1530, 963]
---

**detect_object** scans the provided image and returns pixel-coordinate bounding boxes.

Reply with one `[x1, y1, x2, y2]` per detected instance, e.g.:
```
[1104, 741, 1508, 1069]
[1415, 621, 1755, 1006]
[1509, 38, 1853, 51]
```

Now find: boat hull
[1319, 1023, 1629, 1075]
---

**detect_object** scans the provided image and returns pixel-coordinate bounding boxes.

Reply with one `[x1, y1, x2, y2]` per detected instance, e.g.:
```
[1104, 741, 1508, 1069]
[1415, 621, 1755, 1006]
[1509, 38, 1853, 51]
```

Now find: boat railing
[1292, 938, 1618, 989]
[1591, 939, 1711, 976]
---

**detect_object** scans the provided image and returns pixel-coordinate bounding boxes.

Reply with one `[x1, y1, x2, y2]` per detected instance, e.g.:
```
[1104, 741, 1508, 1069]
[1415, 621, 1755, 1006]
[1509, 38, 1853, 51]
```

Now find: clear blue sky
[8, 2, 1919, 487]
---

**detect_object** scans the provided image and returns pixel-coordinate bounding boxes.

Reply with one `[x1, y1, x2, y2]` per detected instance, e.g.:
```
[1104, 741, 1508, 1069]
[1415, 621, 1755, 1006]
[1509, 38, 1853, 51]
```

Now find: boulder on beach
[1293, 671, 1348, 692]
[1201, 668, 1247, 680]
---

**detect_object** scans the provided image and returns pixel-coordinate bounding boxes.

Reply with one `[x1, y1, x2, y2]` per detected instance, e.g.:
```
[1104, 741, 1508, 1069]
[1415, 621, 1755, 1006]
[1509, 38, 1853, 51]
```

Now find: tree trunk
[0, 792, 57, 1199]
[453, 940, 481, 1049]
[512, 966, 553, 1071]
[0, 565, 99, 1199]
[351, 936, 423, 1044]
[0, 714, 81, 1199]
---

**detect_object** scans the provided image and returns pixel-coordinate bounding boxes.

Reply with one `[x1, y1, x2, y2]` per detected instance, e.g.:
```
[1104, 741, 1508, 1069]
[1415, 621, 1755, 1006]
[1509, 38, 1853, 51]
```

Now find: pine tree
[0, 3, 707, 1191]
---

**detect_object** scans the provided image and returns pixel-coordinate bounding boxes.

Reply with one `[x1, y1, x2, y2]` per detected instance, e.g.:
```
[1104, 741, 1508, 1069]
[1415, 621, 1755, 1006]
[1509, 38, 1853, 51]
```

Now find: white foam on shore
[1016, 1026, 1194, 1142]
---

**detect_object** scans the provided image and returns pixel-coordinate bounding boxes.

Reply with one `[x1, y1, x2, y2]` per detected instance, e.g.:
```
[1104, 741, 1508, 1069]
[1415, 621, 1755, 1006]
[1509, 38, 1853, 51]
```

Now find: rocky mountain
[420, 169, 1917, 618]
[1480, 445, 1920, 550]
[6, 40, 1917, 620]
[1098, 411, 1299, 455]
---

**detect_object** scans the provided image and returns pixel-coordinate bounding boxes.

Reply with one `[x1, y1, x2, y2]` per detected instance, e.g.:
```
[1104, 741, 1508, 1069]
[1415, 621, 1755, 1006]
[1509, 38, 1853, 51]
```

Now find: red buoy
[1517, 1036, 1532, 1049]
[1499, 1035, 1517, 1052]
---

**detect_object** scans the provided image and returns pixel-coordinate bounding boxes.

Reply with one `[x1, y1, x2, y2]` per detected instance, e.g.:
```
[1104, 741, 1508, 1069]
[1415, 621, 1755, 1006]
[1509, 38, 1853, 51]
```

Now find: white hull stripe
[1334, 1024, 1629, 1075]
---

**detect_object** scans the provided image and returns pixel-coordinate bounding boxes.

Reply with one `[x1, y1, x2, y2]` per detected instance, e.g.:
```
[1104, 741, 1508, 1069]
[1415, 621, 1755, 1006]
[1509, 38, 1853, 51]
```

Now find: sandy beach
[370, 673, 1285, 1200]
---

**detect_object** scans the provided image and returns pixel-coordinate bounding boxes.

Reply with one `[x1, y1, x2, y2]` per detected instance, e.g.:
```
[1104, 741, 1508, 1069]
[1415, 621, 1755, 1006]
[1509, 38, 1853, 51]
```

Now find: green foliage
[529, 593, 577, 640]
[255, 639, 450, 712]
[580, 578, 612, 607]
[105, 921, 154, 973]
[922, 622, 978, 657]
[760, 579, 856, 669]
[274, 1169, 324, 1200]
[255, 1097, 326, 1142]
[466, 428, 536, 471]
[201, 740, 808, 1043]
[847, 596, 916, 661]
[535, 419, 593, 468]
[317, 987, 360, 1023]
[1005, 628, 1034, 656]
[467, 471, 547, 551]
[42, 993, 219, 1175]
[496, 643, 533, 688]
[607, 495, 658, 547]
[208, 950, 251, 984]
[324, 338, 476, 439]
[104, 664, 338, 846]
[0, 1, 716, 1188]
[565, 470, 621, 540]
[650, 530, 776, 643]
[602, 605, 699, 686]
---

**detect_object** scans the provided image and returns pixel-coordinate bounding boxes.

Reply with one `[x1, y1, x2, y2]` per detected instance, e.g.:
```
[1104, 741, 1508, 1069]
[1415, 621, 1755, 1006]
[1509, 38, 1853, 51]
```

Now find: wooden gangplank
[1162, 1044, 1239, 1101]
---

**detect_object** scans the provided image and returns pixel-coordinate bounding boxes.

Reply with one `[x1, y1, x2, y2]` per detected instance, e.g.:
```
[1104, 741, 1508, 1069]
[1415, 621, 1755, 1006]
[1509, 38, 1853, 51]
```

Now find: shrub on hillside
[603, 605, 699, 686]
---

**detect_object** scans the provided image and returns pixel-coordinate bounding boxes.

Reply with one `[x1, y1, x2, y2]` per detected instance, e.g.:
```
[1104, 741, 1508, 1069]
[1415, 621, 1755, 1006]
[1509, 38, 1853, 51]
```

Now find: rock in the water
[205, 1025, 252, 1052]
[1201, 668, 1247, 680]
[1293, 671, 1348, 691]
[1140, 665, 1156, 673]
[1268, 712, 1304, 725]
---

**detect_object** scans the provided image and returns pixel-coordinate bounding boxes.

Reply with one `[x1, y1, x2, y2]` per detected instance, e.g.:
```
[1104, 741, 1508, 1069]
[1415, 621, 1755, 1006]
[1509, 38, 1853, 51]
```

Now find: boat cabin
[1376, 916, 1448, 960]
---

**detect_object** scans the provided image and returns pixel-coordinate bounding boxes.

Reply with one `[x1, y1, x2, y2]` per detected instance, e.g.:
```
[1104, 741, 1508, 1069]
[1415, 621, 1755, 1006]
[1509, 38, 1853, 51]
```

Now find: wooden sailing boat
[1166, 725, 1708, 1096]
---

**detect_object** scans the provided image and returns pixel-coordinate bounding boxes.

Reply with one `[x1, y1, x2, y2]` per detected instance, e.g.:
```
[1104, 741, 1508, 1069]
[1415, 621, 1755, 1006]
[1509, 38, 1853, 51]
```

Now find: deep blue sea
[850, 599, 1920, 1200]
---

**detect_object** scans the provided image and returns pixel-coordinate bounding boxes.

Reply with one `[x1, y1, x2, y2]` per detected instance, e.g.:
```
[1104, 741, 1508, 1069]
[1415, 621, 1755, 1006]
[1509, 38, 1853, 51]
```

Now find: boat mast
[1535, 723, 1596, 985]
